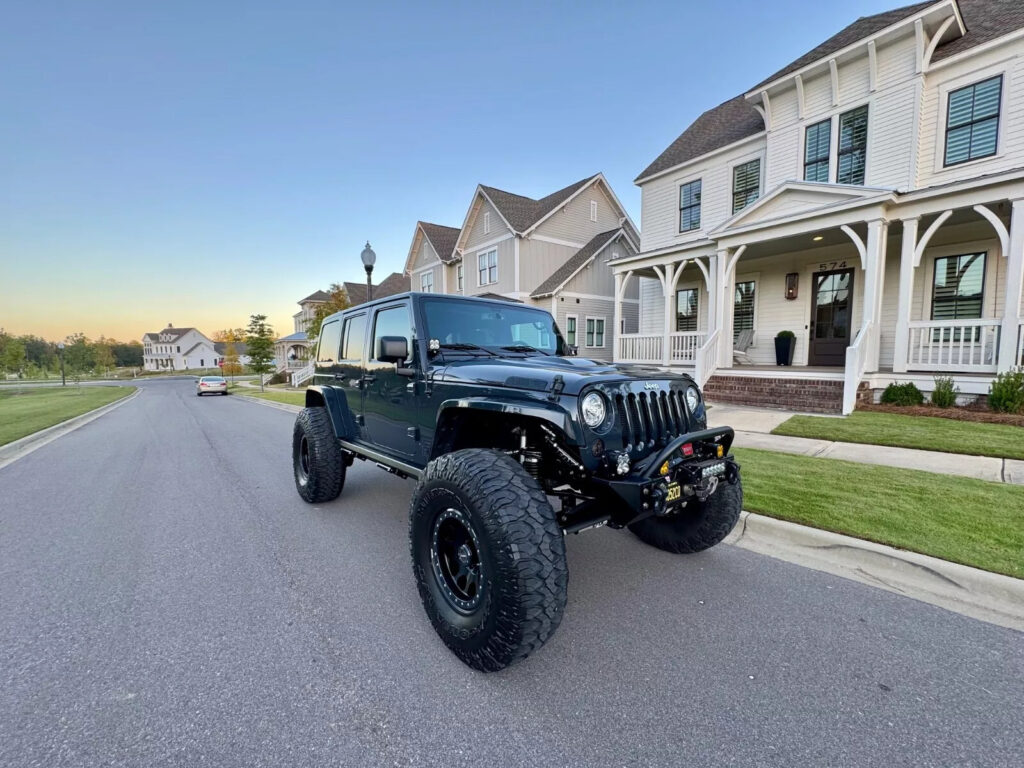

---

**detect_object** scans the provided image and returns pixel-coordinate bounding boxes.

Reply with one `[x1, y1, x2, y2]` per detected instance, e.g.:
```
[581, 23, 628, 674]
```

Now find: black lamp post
[57, 342, 66, 386]
[361, 241, 376, 301]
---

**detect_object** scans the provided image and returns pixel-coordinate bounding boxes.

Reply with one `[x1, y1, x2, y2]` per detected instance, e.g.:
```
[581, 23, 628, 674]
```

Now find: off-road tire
[409, 449, 568, 672]
[628, 478, 743, 554]
[292, 407, 346, 504]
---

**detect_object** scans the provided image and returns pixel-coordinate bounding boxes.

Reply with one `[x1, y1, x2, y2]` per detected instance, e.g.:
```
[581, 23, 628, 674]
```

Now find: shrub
[776, 330, 796, 340]
[930, 376, 959, 408]
[988, 369, 1024, 414]
[881, 381, 924, 406]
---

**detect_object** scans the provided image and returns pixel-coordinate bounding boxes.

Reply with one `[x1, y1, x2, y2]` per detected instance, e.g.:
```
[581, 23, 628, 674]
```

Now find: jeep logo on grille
[643, 382, 660, 390]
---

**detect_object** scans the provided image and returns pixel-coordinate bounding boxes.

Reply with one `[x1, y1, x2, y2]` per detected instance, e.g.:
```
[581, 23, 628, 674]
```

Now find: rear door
[335, 312, 369, 440]
[363, 301, 418, 459]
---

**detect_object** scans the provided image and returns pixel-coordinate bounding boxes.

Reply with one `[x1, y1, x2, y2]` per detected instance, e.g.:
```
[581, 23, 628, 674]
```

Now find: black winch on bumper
[589, 427, 740, 527]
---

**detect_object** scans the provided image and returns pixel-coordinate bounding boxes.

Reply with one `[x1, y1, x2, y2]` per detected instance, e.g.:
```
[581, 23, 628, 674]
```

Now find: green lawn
[0, 386, 135, 446]
[230, 385, 306, 407]
[734, 446, 1024, 579]
[772, 410, 1024, 460]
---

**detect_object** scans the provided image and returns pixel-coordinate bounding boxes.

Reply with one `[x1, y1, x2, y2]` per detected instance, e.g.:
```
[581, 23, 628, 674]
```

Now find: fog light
[659, 461, 670, 476]
[716, 444, 724, 458]
[616, 452, 631, 476]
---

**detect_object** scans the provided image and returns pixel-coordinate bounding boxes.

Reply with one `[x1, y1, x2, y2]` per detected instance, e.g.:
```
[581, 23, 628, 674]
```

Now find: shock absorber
[517, 430, 542, 479]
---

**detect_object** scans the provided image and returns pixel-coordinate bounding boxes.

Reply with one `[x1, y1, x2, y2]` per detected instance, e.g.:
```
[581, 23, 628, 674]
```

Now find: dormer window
[590, 200, 598, 222]
[483, 211, 491, 235]
[804, 119, 831, 182]
[837, 105, 868, 185]
[945, 75, 1002, 166]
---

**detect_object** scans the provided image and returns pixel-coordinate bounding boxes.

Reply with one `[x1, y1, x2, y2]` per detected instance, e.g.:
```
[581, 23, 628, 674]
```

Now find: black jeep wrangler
[292, 292, 741, 671]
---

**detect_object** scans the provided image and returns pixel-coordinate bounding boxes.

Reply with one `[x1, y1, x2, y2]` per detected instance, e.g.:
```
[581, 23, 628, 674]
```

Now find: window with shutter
[945, 76, 1002, 166]
[565, 315, 577, 346]
[804, 120, 831, 182]
[675, 288, 699, 332]
[679, 179, 701, 231]
[733, 281, 756, 341]
[732, 159, 760, 213]
[931, 253, 985, 342]
[837, 106, 868, 185]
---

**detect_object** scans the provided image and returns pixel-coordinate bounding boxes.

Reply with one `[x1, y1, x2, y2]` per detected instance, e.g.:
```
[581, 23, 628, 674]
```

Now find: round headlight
[685, 386, 701, 413]
[581, 392, 607, 428]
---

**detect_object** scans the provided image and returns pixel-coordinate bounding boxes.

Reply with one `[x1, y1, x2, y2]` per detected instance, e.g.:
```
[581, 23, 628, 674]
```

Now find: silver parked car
[196, 376, 228, 396]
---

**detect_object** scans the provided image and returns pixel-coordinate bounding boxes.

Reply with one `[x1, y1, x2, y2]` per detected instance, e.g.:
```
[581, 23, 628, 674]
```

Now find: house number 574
[818, 260, 847, 271]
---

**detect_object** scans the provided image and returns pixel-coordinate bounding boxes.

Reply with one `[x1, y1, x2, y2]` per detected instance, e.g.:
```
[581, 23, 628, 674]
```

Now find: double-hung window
[804, 119, 831, 182]
[837, 106, 868, 185]
[478, 249, 497, 286]
[734, 281, 756, 342]
[679, 179, 701, 232]
[732, 159, 760, 213]
[675, 288, 698, 332]
[564, 315, 577, 347]
[456, 264, 464, 292]
[585, 318, 605, 348]
[945, 76, 1002, 166]
[931, 253, 985, 341]
[420, 271, 434, 293]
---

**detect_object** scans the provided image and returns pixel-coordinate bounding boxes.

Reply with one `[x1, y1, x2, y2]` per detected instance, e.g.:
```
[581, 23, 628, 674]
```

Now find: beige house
[616, 0, 1024, 412]
[405, 174, 640, 359]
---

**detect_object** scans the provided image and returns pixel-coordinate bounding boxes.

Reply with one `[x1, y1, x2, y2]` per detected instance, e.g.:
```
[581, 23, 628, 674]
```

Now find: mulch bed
[859, 402, 1024, 427]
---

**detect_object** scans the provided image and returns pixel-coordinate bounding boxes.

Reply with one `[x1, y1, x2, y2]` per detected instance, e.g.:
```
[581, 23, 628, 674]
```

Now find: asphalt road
[1, 378, 1022, 767]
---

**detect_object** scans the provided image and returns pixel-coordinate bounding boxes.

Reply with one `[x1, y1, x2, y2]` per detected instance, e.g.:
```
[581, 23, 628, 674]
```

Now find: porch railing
[290, 361, 315, 388]
[618, 334, 663, 364]
[907, 319, 1000, 372]
[843, 321, 874, 415]
[694, 331, 720, 388]
[668, 332, 706, 363]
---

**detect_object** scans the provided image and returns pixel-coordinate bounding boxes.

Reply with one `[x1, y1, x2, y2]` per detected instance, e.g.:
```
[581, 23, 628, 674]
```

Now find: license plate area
[666, 482, 681, 503]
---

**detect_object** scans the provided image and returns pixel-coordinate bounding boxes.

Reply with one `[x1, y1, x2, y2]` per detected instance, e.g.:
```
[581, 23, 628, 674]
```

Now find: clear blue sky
[0, 0, 901, 340]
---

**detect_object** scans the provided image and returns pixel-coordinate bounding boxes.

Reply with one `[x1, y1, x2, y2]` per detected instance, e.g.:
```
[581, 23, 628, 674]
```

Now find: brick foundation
[704, 374, 868, 414]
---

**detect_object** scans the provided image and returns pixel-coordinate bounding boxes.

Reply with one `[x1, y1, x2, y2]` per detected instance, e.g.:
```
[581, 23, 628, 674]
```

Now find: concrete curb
[232, 393, 302, 414]
[0, 388, 141, 471]
[724, 511, 1024, 632]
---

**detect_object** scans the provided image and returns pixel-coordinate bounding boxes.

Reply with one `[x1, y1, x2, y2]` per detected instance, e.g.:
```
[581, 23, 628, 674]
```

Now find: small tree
[246, 314, 275, 391]
[2, 337, 26, 378]
[63, 333, 94, 383]
[306, 284, 351, 343]
[93, 338, 115, 376]
[222, 339, 243, 381]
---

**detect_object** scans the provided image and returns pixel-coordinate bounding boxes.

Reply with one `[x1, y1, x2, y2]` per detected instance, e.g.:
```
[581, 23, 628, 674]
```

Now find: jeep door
[332, 312, 369, 440]
[363, 301, 418, 459]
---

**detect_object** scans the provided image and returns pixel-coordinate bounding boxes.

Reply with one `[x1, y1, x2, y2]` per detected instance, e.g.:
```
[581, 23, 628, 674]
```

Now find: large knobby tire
[409, 449, 568, 672]
[292, 407, 346, 504]
[628, 478, 743, 554]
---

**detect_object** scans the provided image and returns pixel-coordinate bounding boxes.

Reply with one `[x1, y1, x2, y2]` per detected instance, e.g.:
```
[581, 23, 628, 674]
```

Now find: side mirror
[378, 336, 409, 363]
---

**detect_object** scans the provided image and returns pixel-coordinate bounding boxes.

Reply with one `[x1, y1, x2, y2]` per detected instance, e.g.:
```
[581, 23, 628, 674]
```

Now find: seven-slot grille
[613, 388, 689, 453]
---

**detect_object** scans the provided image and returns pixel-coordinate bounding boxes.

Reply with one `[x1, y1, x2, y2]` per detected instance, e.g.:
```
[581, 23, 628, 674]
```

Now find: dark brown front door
[809, 268, 855, 366]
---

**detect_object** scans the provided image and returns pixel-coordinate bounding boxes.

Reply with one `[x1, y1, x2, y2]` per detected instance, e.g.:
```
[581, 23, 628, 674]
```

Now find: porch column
[715, 249, 732, 367]
[997, 199, 1024, 371]
[892, 217, 918, 373]
[613, 272, 623, 361]
[658, 264, 675, 366]
[706, 253, 719, 340]
[860, 219, 888, 371]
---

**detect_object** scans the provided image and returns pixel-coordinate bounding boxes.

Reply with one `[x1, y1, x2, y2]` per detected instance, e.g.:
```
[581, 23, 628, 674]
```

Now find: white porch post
[613, 272, 623, 361]
[706, 253, 719, 338]
[653, 264, 674, 366]
[997, 199, 1024, 371]
[715, 249, 731, 366]
[861, 219, 888, 372]
[892, 218, 917, 373]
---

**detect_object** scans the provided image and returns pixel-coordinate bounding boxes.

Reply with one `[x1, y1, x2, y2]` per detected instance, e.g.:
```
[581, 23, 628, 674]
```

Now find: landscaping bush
[930, 376, 959, 408]
[267, 371, 289, 386]
[880, 381, 924, 406]
[988, 368, 1024, 414]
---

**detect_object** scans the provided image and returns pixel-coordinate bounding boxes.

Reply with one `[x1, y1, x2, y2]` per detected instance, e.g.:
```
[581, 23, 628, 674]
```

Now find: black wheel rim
[298, 436, 310, 480]
[430, 508, 484, 613]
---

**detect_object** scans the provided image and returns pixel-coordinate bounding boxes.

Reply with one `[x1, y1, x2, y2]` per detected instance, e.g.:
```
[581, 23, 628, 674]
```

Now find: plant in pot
[775, 330, 796, 366]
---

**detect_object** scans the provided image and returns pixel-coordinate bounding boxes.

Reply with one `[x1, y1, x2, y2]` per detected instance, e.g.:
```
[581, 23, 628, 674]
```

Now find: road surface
[1, 378, 1021, 767]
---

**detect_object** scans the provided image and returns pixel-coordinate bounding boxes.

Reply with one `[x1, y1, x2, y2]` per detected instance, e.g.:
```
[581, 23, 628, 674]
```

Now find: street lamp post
[361, 241, 376, 301]
[57, 342, 66, 387]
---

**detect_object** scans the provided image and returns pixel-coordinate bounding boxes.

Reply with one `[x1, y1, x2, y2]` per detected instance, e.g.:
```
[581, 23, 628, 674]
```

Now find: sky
[0, 0, 906, 342]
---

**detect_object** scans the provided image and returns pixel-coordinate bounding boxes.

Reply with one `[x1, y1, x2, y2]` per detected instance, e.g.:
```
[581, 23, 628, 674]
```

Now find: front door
[363, 302, 419, 459]
[809, 268, 855, 366]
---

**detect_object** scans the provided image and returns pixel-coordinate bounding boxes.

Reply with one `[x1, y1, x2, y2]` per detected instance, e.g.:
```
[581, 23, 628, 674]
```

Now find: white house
[616, 0, 1024, 412]
[404, 173, 640, 360]
[142, 325, 249, 372]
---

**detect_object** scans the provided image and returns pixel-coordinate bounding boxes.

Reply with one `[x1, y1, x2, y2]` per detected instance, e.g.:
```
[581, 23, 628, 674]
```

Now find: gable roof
[479, 174, 599, 233]
[343, 272, 410, 305]
[213, 341, 248, 355]
[147, 326, 198, 342]
[419, 222, 461, 264]
[637, 0, 1024, 184]
[300, 290, 331, 303]
[530, 229, 627, 298]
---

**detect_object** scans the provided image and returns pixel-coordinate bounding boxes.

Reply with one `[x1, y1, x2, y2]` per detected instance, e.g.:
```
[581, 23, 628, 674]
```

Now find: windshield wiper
[439, 342, 499, 357]
[500, 344, 551, 356]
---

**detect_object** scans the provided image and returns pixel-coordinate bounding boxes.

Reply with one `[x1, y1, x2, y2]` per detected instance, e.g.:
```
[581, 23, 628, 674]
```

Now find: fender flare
[305, 386, 358, 440]
[434, 397, 581, 445]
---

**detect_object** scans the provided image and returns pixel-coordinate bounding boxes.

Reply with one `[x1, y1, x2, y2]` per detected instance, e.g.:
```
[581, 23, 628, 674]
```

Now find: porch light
[785, 273, 799, 300]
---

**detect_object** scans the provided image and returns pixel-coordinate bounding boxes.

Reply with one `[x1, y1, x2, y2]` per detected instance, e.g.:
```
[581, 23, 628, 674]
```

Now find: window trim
[590, 200, 598, 222]
[731, 157, 762, 214]
[836, 104, 869, 185]
[678, 178, 702, 233]
[943, 74, 1003, 168]
[803, 118, 832, 183]
[456, 264, 464, 292]
[477, 248, 498, 287]
[420, 270, 434, 293]
[733, 277, 758, 345]
[674, 285, 700, 332]
[564, 313, 578, 347]
[584, 316, 606, 349]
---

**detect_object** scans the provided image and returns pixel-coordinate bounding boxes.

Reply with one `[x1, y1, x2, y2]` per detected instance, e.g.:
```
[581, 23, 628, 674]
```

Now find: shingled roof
[480, 175, 599, 233]
[530, 229, 624, 298]
[637, 0, 1024, 183]
[300, 290, 331, 303]
[419, 222, 461, 264]
[343, 272, 410, 306]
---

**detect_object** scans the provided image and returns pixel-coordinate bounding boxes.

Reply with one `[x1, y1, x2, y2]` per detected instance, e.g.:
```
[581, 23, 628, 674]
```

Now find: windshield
[421, 297, 566, 355]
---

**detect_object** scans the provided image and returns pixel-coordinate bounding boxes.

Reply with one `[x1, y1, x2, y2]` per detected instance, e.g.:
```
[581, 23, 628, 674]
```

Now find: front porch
[613, 180, 1024, 413]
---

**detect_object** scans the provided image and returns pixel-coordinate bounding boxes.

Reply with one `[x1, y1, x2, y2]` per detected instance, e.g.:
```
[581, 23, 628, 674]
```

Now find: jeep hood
[435, 356, 693, 396]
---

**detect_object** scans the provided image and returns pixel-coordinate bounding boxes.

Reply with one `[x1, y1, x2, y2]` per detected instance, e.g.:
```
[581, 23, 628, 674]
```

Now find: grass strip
[772, 410, 1024, 460]
[230, 385, 305, 407]
[0, 386, 135, 446]
[734, 446, 1024, 579]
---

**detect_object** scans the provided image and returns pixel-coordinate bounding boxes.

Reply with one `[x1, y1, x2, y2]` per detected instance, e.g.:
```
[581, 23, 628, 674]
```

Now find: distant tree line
[0, 329, 143, 379]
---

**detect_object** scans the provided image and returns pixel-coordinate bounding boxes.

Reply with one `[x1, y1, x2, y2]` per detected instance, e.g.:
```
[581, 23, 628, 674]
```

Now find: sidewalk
[707, 403, 1024, 486]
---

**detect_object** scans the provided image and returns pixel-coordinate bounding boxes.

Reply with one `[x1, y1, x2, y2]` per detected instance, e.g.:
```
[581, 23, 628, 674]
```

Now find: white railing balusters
[694, 331, 720, 388]
[906, 319, 1000, 372]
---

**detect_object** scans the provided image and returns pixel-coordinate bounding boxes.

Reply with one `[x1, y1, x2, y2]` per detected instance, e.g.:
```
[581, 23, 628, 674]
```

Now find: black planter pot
[774, 337, 795, 366]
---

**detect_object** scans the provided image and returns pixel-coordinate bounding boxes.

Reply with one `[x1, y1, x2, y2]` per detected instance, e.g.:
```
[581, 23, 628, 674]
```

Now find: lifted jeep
[292, 292, 741, 671]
